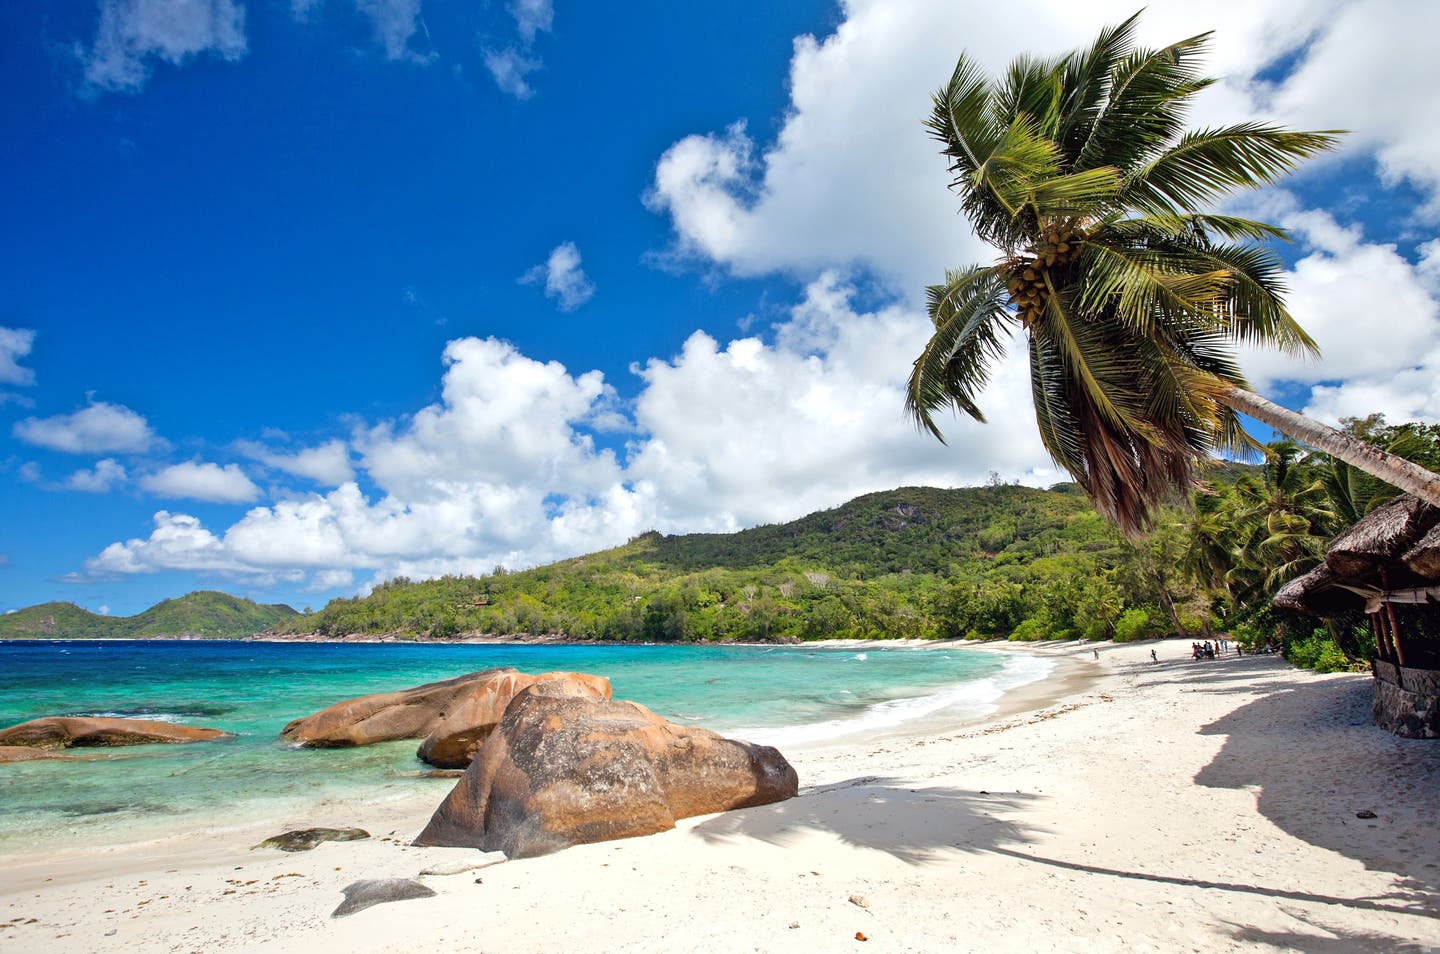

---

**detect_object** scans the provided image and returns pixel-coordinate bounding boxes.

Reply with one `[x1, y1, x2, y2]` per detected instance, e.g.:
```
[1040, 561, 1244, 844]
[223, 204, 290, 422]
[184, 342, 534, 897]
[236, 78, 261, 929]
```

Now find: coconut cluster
[1004, 225, 1085, 326]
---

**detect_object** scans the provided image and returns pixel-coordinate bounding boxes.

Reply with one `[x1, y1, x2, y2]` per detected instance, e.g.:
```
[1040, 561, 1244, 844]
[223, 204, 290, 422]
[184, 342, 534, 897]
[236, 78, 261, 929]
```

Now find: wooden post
[1370, 613, 1390, 660]
[1385, 601, 1407, 667]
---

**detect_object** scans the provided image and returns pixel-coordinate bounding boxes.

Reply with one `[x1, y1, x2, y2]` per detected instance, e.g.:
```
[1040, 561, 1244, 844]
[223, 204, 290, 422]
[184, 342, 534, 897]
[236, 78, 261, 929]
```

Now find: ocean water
[0, 640, 1049, 853]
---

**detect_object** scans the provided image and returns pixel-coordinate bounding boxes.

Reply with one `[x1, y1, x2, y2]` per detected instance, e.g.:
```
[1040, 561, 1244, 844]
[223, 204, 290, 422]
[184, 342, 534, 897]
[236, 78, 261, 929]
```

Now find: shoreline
[4, 639, 1436, 952]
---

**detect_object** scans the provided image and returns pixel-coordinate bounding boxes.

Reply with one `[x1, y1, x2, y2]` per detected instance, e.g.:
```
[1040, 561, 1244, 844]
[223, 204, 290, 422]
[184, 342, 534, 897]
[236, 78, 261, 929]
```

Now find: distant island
[0, 590, 298, 641]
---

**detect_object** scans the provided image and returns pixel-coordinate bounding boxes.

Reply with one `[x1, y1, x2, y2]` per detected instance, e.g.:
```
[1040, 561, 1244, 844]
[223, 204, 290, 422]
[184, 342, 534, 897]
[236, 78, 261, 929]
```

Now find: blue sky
[3, 0, 1438, 617]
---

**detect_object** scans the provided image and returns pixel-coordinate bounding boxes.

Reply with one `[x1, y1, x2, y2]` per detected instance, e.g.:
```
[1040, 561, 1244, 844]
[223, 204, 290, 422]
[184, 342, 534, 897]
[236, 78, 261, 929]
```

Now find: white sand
[3, 640, 1437, 952]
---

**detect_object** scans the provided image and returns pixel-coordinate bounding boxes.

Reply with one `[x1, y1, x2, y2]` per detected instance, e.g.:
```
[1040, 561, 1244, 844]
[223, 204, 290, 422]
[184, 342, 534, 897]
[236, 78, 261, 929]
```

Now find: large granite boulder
[280, 668, 611, 756]
[417, 671, 611, 768]
[414, 681, 799, 858]
[0, 716, 233, 750]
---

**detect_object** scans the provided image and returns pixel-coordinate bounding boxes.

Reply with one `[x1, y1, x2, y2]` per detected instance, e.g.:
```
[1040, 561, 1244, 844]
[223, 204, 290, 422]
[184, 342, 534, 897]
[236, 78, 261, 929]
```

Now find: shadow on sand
[688, 776, 1042, 865]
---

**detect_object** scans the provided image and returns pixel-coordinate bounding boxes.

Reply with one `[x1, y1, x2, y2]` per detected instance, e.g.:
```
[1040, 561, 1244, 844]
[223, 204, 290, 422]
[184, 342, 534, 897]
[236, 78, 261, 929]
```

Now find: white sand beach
[3, 639, 1437, 953]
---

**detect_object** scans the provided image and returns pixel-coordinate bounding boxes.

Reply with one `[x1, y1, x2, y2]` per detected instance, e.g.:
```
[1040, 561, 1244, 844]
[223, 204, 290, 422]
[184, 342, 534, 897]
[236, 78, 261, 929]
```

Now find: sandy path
[2, 640, 1436, 952]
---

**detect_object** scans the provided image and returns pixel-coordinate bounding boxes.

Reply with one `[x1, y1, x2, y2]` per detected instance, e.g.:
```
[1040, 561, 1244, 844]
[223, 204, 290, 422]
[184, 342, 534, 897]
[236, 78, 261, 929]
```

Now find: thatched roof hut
[1324, 495, 1438, 581]
[1277, 495, 1440, 737]
[1273, 564, 1365, 615]
[1403, 523, 1440, 580]
[1275, 494, 1440, 670]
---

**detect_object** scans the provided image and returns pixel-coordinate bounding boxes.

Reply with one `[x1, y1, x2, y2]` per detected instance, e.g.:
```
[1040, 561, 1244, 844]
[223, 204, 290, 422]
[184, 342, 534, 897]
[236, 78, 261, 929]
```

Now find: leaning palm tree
[907, 13, 1440, 536]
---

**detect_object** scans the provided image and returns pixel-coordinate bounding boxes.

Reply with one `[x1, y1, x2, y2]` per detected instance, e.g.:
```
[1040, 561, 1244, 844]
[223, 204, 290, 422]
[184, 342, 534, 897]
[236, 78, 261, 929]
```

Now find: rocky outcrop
[0, 716, 233, 750]
[280, 668, 611, 762]
[417, 671, 610, 768]
[331, 879, 435, 918]
[0, 745, 74, 763]
[254, 828, 370, 852]
[414, 681, 799, 858]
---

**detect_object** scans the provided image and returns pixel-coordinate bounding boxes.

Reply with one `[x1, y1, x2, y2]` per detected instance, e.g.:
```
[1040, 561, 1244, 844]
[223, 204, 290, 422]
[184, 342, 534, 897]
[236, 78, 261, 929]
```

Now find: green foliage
[1113, 608, 1155, 642]
[0, 591, 299, 640]
[1008, 618, 1047, 642]
[1285, 629, 1351, 673]
[273, 484, 1208, 644]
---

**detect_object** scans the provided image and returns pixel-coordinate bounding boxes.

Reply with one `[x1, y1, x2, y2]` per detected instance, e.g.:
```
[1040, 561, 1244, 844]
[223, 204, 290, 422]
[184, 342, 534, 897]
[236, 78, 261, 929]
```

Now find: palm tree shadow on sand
[1190, 666, 1440, 930]
[688, 777, 1043, 866]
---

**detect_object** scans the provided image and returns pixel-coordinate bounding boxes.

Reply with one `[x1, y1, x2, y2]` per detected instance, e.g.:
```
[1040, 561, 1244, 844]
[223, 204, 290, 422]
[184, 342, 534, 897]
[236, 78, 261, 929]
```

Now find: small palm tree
[908, 13, 1440, 536]
[1228, 441, 1336, 594]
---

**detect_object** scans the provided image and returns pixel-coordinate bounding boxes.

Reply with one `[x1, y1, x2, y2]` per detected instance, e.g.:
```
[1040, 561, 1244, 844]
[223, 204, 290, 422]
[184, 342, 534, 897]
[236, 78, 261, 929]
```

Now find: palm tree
[1227, 441, 1336, 595]
[907, 13, 1440, 536]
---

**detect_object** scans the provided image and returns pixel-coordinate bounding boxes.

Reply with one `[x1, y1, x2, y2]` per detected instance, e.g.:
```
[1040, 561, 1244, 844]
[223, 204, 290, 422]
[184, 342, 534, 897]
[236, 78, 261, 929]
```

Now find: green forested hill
[0, 591, 299, 640]
[288, 484, 1200, 643]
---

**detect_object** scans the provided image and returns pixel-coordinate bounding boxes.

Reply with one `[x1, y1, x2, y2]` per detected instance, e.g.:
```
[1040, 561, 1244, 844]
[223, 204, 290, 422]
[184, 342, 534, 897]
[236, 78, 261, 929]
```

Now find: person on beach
[1150, 648, 1158, 663]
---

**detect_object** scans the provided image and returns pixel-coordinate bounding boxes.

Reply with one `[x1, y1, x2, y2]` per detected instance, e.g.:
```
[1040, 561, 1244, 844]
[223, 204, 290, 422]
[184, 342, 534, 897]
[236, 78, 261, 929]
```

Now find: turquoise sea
[0, 640, 1049, 854]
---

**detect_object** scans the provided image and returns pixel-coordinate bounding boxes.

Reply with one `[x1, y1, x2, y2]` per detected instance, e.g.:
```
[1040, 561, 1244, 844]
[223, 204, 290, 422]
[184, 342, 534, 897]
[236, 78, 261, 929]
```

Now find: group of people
[1190, 638, 1234, 660]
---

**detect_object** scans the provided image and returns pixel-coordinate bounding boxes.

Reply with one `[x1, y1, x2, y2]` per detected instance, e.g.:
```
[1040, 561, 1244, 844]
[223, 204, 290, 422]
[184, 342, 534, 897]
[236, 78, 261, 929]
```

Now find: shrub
[1113, 608, 1155, 642]
[1286, 628, 1351, 673]
[1009, 618, 1047, 641]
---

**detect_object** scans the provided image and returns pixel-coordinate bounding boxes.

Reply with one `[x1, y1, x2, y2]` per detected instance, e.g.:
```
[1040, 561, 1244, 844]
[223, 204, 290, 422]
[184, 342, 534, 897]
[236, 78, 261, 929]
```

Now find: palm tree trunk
[1218, 384, 1440, 508]
[1151, 571, 1185, 637]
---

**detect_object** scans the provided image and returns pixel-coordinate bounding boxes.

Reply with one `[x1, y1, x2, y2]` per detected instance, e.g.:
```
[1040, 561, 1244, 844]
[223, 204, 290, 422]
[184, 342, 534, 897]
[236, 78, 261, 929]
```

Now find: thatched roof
[1273, 563, 1368, 615]
[1403, 523, 1440, 581]
[1325, 495, 1440, 579]
[1275, 493, 1440, 616]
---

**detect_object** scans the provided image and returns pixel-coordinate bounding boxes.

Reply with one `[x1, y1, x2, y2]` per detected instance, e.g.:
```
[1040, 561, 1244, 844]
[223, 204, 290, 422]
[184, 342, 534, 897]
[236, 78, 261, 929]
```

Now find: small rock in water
[331, 879, 436, 918]
[254, 828, 370, 852]
[1356, 810, 1378, 820]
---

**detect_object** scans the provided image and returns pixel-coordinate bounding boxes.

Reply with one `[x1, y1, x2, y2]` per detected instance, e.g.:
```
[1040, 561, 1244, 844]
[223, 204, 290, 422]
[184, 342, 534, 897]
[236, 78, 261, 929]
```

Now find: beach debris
[253, 828, 370, 852]
[415, 680, 799, 858]
[855, 931, 869, 942]
[330, 879, 436, 918]
[1356, 810, 1378, 819]
[417, 856, 505, 877]
[789, 923, 800, 930]
[848, 895, 870, 910]
[278, 668, 610, 767]
[0, 716, 232, 750]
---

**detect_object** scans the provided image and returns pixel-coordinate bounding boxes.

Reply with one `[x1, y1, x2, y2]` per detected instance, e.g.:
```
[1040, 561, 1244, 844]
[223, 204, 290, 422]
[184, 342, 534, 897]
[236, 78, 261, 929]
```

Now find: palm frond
[1073, 31, 1215, 173]
[906, 265, 1012, 439]
[915, 12, 1344, 537]
[1130, 124, 1343, 214]
[925, 54, 996, 179]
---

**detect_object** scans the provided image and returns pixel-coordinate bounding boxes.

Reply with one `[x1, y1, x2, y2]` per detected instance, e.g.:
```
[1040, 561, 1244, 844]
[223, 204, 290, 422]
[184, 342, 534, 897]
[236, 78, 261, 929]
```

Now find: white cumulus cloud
[81, 0, 247, 94]
[139, 461, 263, 503]
[520, 241, 595, 311]
[646, 0, 1440, 293]
[65, 459, 129, 493]
[235, 438, 354, 486]
[13, 401, 159, 455]
[1236, 198, 1440, 424]
[0, 327, 37, 387]
[81, 276, 1058, 590]
[87, 511, 245, 576]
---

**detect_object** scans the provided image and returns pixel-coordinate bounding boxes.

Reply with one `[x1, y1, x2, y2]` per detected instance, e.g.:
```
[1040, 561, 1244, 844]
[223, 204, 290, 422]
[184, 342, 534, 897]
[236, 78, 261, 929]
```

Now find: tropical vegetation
[907, 12, 1440, 538]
